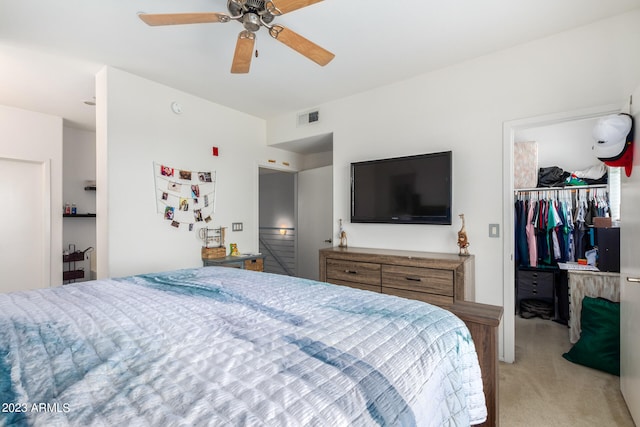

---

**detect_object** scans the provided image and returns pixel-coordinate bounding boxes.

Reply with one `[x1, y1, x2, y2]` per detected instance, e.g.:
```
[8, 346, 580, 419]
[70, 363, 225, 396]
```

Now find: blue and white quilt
[0, 267, 486, 426]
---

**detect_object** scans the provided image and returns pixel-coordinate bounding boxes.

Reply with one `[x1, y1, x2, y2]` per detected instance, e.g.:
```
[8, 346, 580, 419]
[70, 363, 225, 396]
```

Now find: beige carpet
[499, 316, 634, 426]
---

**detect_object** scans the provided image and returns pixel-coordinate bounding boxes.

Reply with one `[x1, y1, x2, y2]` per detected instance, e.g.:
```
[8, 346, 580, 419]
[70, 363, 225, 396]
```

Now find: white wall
[516, 117, 603, 172]
[63, 126, 96, 279]
[95, 67, 303, 278]
[266, 10, 640, 359]
[0, 104, 63, 286]
[301, 150, 333, 170]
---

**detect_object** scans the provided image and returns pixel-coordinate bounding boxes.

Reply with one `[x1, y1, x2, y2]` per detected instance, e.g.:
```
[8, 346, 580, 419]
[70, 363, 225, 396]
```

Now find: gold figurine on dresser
[457, 213, 470, 256]
[338, 219, 348, 248]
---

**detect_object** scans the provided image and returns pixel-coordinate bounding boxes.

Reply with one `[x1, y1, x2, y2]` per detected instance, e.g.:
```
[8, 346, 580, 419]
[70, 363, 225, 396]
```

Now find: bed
[1, 267, 489, 426]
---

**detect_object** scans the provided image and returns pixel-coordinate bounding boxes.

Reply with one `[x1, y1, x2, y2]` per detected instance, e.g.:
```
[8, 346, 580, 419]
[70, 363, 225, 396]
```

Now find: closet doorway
[502, 104, 621, 363]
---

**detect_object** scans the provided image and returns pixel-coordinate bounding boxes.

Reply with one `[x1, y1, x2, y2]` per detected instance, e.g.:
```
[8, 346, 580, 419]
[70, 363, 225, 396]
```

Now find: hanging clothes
[514, 186, 609, 267]
[526, 201, 537, 267]
[515, 199, 529, 266]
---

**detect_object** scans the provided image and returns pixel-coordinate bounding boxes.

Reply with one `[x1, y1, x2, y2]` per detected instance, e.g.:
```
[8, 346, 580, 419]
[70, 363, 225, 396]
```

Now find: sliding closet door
[0, 157, 50, 292]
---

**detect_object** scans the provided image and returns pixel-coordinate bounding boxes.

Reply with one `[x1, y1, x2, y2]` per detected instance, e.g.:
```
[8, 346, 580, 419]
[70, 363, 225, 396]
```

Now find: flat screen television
[350, 151, 452, 225]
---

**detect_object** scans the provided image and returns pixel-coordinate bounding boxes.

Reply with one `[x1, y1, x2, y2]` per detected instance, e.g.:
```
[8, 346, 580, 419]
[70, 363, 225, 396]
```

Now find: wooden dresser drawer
[382, 287, 454, 308]
[381, 265, 454, 296]
[326, 259, 381, 286]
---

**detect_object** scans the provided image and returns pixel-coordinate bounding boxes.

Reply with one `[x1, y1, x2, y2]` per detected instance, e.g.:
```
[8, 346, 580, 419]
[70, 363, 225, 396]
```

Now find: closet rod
[514, 184, 607, 193]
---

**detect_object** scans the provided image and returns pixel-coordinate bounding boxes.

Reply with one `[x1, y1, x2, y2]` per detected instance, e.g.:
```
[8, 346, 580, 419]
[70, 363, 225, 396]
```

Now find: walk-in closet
[512, 115, 622, 338]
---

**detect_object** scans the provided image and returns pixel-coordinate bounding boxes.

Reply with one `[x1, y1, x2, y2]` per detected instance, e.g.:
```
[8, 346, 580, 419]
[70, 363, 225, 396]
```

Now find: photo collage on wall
[154, 162, 216, 231]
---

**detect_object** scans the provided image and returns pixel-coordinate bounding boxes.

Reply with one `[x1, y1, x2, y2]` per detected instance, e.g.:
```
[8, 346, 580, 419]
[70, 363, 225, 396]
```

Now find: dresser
[516, 267, 557, 318]
[319, 246, 474, 308]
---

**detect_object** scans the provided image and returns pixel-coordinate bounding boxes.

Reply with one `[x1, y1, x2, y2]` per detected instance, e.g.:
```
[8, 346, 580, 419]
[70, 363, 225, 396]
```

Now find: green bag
[562, 296, 620, 376]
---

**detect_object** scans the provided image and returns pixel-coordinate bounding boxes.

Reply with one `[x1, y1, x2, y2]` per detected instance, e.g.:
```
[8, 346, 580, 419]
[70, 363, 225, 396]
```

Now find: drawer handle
[628, 277, 640, 283]
[405, 276, 422, 282]
[344, 270, 358, 274]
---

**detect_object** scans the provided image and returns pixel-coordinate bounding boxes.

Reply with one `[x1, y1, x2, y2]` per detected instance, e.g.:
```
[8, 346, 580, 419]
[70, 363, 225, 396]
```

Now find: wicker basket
[244, 258, 264, 272]
[201, 246, 226, 259]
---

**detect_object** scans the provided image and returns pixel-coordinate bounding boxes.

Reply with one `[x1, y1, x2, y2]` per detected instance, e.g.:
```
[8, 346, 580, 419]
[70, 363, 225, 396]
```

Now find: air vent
[297, 109, 320, 126]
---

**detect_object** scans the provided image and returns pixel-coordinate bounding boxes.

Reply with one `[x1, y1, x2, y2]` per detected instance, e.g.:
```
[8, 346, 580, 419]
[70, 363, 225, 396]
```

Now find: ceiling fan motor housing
[245, 0, 266, 9]
[228, 0, 275, 29]
[242, 13, 261, 31]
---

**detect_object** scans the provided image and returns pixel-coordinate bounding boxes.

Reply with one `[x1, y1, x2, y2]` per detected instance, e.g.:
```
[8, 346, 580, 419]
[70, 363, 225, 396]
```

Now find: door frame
[501, 104, 620, 362]
[256, 162, 299, 274]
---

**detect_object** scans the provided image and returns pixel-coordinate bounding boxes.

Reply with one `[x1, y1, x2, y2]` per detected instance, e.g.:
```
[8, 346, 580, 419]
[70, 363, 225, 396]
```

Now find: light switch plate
[489, 224, 500, 238]
[232, 222, 243, 232]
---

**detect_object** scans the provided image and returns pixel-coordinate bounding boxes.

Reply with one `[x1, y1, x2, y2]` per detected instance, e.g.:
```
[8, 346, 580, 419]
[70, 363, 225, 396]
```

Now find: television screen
[351, 151, 452, 225]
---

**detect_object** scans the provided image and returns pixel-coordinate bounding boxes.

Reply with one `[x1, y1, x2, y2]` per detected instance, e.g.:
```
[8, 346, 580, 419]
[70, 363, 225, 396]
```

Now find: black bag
[537, 166, 569, 187]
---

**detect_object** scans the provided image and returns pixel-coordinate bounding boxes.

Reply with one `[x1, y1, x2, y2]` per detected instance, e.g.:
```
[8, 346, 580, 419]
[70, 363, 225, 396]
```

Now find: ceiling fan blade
[269, 25, 334, 66]
[231, 31, 256, 74]
[138, 12, 230, 26]
[266, 0, 323, 15]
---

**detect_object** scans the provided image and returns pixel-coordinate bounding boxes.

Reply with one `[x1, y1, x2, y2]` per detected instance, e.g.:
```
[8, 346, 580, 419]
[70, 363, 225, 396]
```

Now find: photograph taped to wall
[164, 206, 174, 220]
[161, 165, 174, 177]
[179, 170, 192, 180]
[168, 181, 182, 192]
[199, 172, 212, 182]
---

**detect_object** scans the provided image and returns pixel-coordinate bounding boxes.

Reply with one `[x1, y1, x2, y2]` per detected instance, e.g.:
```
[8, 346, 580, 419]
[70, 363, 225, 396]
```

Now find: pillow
[562, 296, 620, 376]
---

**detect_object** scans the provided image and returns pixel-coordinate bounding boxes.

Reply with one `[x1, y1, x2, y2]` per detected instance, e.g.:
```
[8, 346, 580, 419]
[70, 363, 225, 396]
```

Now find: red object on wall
[212, 146, 219, 156]
[602, 143, 633, 177]
[593, 113, 634, 177]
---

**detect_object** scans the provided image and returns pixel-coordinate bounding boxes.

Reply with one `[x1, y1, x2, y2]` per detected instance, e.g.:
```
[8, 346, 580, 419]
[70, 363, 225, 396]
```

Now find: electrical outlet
[232, 222, 243, 232]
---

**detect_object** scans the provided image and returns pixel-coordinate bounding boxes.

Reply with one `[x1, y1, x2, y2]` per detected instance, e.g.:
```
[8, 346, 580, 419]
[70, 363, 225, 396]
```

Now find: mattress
[0, 267, 486, 426]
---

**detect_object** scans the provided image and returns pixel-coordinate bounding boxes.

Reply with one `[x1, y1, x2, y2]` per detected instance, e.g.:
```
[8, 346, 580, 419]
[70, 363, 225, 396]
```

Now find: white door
[620, 91, 640, 423]
[0, 157, 50, 292]
[297, 165, 333, 280]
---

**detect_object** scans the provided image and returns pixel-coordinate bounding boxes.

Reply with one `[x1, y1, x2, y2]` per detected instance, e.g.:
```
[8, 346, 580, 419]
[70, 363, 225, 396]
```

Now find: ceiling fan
[138, 0, 335, 74]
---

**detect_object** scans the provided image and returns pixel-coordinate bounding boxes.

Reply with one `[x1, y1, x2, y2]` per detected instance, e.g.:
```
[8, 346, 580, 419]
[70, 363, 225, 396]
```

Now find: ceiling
[1, 0, 639, 133]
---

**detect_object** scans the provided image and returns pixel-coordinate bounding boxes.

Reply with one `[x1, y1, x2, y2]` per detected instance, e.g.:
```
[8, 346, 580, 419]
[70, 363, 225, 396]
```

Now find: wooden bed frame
[319, 247, 503, 426]
[450, 301, 503, 427]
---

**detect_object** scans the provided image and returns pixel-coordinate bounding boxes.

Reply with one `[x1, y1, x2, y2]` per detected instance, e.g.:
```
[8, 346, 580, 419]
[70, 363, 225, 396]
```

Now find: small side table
[202, 254, 266, 272]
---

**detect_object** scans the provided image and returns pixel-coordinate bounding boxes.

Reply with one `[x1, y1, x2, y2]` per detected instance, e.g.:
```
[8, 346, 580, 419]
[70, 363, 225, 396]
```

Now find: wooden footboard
[450, 301, 503, 427]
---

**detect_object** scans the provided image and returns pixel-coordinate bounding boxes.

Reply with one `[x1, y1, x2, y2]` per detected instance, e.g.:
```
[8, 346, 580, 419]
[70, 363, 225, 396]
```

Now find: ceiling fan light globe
[242, 13, 261, 32]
